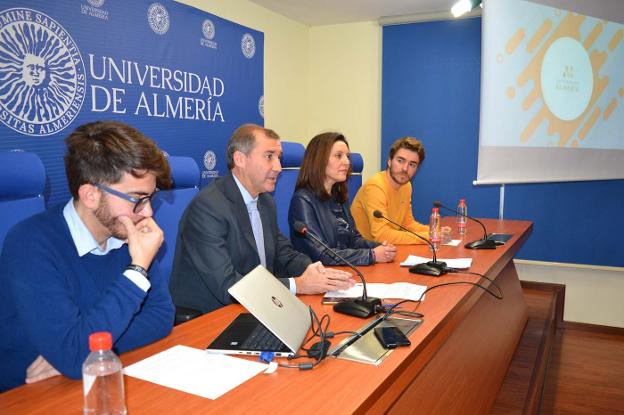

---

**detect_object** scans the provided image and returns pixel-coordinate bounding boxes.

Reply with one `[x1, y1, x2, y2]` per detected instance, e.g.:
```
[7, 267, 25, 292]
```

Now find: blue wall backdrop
[0, 0, 264, 207]
[382, 18, 623, 267]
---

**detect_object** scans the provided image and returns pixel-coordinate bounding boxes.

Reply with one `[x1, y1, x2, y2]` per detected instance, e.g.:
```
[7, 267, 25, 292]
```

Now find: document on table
[324, 282, 427, 301]
[124, 345, 268, 400]
[400, 255, 472, 270]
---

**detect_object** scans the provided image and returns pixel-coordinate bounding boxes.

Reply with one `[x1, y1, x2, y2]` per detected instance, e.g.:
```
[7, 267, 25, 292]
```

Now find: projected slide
[481, 0, 624, 150]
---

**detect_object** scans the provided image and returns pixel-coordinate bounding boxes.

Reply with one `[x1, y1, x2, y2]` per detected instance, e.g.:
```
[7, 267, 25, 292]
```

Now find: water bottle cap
[432, 207, 439, 213]
[460, 198, 465, 203]
[89, 332, 112, 351]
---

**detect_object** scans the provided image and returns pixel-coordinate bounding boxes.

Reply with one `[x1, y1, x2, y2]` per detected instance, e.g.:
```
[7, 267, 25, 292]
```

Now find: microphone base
[333, 297, 382, 318]
[409, 261, 448, 277]
[465, 239, 497, 250]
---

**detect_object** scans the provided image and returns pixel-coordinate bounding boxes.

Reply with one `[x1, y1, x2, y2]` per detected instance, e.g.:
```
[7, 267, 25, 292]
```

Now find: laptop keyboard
[241, 323, 284, 350]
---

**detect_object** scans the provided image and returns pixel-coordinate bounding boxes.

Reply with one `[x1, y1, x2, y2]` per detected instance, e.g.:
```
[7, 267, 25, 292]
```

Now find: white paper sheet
[124, 345, 268, 400]
[324, 282, 427, 301]
[399, 255, 472, 270]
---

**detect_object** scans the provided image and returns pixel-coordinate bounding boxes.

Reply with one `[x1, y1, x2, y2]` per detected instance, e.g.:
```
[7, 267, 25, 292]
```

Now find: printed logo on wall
[241, 33, 256, 59]
[202, 19, 215, 40]
[147, 2, 170, 35]
[202, 149, 218, 179]
[0, 8, 86, 136]
[0, 0, 263, 206]
[81, 0, 108, 20]
[200, 19, 217, 49]
[258, 95, 264, 118]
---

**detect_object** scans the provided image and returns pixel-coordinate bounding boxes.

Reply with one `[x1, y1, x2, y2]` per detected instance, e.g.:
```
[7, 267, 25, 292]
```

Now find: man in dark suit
[170, 124, 355, 314]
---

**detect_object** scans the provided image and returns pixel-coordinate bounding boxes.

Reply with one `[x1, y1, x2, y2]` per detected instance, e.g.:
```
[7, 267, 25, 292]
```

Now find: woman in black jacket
[288, 132, 396, 265]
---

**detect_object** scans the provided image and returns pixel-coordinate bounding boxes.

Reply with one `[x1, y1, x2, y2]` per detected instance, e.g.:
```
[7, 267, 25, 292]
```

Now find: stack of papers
[324, 282, 427, 301]
[124, 345, 268, 399]
[400, 255, 472, 269]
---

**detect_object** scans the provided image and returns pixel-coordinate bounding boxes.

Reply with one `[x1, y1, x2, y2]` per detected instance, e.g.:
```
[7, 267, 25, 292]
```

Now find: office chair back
[0, 151, 46, 253]
[348, 152, 364, 204]
[152, 156, 200, 282]
[272, 141, 305, 236]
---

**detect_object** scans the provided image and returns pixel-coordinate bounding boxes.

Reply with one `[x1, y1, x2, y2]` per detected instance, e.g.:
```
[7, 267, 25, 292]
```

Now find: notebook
[206, 265, 311, 357]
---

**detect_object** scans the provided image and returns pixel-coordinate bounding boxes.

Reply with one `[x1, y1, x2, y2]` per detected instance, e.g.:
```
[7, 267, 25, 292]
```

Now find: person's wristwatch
[126, 264, 148, 279]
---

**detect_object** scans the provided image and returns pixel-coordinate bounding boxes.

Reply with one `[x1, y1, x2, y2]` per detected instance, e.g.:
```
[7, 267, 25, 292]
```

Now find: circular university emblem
[540, 36, 593, 122]
[202, 19, 215, 40]
[258, 95, 264, 118]
[87, 0, 105, 7]
[147, 3, 170, 35]
[203, 150, 217, 171]
[241, 33, 256, 59]
[0, 8, 86, 137]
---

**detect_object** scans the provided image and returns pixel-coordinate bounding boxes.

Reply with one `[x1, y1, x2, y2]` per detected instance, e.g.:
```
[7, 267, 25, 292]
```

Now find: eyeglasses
[95, 184, 157, 213]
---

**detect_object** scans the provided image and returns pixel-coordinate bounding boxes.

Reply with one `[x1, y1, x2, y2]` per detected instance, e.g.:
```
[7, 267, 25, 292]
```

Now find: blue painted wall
[382, 18, 623, 267]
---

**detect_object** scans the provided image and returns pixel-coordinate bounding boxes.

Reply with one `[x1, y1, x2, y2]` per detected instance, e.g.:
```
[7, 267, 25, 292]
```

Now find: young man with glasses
[0, 121, 174, 391]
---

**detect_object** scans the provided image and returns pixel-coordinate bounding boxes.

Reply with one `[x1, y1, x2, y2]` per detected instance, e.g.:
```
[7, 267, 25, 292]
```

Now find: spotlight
[451, 0, 482, 18]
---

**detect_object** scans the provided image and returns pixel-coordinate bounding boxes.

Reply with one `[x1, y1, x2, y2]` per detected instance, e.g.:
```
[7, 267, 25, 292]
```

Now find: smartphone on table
[374, 326, 411, 349]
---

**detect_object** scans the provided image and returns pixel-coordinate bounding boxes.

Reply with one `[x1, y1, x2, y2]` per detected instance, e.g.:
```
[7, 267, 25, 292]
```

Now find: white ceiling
[248, 0, 465, 26]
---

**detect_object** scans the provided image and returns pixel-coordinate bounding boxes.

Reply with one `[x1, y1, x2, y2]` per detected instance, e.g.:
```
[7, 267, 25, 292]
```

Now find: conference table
[0, 218, 532, 414]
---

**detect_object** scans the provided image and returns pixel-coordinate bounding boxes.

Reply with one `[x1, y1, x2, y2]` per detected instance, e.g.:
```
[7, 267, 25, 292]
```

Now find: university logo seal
[203, 150, 217, 171]
[258, 95, 264, 118]
[147, 3, 169, 35]
[241, 33, 256, 59]
[202, 19, 215, 40]
[0, 8, 86, 136]
[87, 0, 105, 7]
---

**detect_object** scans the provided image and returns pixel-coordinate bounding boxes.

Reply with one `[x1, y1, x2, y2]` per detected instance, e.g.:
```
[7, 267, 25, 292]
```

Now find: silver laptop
[206, 265, 311, 357]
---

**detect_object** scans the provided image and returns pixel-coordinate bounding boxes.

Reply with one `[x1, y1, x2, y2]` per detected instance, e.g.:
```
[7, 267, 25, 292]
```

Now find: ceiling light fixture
[451, 0, 482, 18]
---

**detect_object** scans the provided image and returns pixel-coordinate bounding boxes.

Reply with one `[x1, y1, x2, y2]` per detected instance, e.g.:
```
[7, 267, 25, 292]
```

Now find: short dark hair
[226, 124, 280, 170]
[296, 132, 350, 204]
[388, 137, 425, 163]
[64, 120, 172, 198]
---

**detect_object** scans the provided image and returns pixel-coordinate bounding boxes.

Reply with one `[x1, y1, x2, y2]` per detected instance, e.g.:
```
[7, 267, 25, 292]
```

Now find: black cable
[445, 268, 504, 299]
[417, 281, 504, 301]
[388, 310, 425, 319]
[299, 311, 326, 350]
[280, 275, 503, 369]
[325, 330, 362, 338]
[381, 279, 504, 321]
[279, 307, 331, 370]
[381, 299, 422, 321]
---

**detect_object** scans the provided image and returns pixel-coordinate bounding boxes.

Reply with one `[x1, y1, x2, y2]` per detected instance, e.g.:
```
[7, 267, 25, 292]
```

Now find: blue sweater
[0, 205, 174, 391]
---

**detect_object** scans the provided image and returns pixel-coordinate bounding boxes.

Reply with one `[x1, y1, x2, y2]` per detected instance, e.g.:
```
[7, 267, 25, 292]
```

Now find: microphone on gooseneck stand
[432, 201, 497, 250]
[372, 210, 447, 277]
[292, 221, 381, 318]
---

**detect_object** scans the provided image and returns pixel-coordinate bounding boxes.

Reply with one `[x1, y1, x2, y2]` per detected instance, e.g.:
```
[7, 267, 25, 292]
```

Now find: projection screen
[477, 0, 624, 184]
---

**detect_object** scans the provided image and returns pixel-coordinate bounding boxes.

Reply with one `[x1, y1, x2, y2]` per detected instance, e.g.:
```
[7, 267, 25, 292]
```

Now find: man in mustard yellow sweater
[351, 137, 449, 244]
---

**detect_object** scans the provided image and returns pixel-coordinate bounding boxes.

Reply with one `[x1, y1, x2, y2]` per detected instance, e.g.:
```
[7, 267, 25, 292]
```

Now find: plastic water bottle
[429, 207, 441, 252]
[82, 332, 127, 415]
[457, 198, 468, 237]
